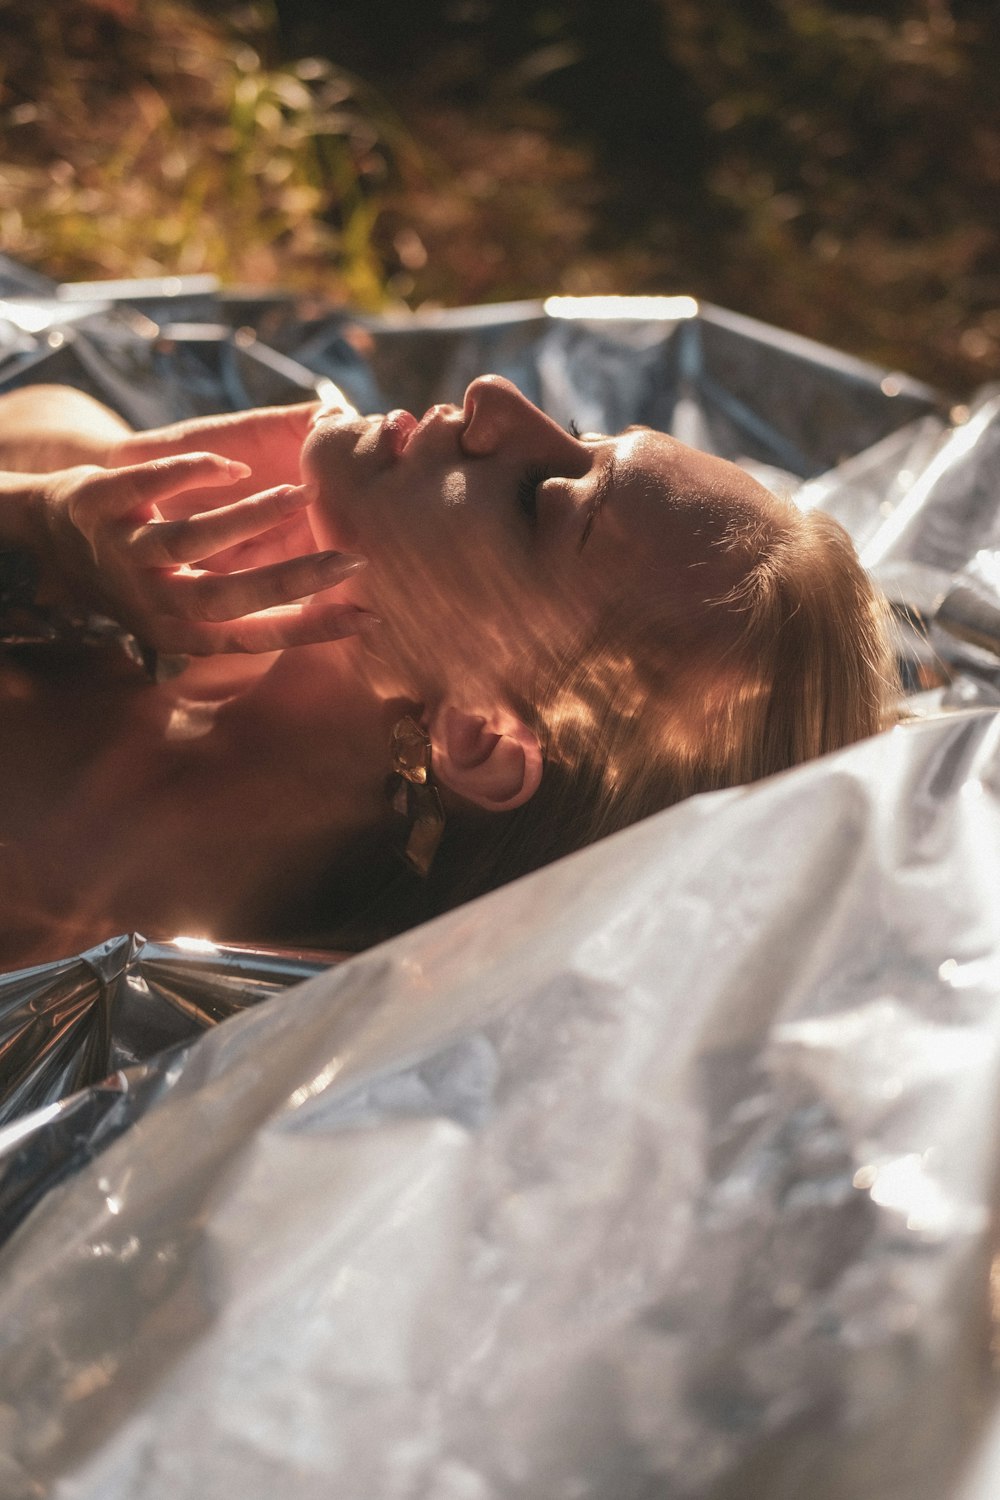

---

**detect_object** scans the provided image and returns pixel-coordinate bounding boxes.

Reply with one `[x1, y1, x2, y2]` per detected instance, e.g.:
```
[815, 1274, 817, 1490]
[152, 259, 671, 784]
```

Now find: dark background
[2, 0, 998, 390]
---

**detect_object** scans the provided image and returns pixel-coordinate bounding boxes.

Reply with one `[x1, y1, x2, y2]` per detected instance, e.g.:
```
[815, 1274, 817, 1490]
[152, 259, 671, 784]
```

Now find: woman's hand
[37, 452, 370, 655]
[110, 402, 317, 514]
[107, 401, 326, 582]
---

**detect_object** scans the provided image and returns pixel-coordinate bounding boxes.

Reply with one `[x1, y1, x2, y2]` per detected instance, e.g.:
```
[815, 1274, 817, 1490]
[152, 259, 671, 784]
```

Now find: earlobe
[430, 704, 543, 811]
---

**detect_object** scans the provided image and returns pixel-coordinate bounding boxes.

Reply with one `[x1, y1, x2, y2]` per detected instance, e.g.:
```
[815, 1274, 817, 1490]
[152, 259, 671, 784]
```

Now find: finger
[127, 484, 310, 567]
[194, 509, 317, 571]
[165, 550, 366, 622]
[147, 476, 298, 524]
[73, 453, 251, 529]
[116, 402, 319, 464]
[154, 601, 379, 655]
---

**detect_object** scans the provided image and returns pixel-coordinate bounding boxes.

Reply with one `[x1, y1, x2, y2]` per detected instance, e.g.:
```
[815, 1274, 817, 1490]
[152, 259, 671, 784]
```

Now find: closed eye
[517, 464, 549, 523]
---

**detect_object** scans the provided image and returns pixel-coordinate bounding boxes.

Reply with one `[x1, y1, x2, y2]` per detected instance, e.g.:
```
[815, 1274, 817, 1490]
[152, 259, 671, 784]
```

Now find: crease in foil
[0, 934, 335, 1247]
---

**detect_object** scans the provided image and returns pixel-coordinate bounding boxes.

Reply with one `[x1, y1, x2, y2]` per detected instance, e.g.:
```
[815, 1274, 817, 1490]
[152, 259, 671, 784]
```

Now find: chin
[304, 462, 368, 553]
[305, 496, 343, 553]
[303, 435, 368, 554]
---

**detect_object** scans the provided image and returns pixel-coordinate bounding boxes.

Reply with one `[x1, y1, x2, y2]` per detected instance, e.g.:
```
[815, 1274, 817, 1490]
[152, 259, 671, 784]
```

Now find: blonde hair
[420, 501, 901, 912]
[715, 504, 899, 774]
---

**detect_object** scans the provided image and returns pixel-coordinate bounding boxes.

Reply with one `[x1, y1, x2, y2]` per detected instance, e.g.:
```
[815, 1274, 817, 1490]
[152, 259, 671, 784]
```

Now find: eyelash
[517, 464, 549, 523]
[516, 421, 581, 522]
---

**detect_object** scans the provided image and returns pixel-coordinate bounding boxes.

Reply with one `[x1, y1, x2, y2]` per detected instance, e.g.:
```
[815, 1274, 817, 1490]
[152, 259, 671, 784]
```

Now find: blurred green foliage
[1, 0, 997, 389]
[0, 0, 410, 305]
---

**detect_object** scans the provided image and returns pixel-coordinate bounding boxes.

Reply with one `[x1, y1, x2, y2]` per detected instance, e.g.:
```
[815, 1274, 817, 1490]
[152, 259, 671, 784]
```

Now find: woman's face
[302, 376, 780, 708]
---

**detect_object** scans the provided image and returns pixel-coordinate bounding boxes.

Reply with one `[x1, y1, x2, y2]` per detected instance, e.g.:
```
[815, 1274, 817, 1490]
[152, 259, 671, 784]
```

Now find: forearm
[0, 470, 46, 552]
[0, 387, 133, 602]
[0, 386, 133, 473]
[0, 470, 62, 634]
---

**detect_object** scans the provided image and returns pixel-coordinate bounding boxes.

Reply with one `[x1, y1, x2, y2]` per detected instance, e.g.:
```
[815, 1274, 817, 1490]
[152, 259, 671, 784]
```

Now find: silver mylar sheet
[0, 935, 335, 1247]
[0, 276, 941, 472]
[3, 708, 1000, 1499]
[6, 264, 1000, 1495]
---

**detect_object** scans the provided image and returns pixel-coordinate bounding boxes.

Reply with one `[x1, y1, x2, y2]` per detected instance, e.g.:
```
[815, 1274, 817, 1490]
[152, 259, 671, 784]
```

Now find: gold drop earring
[388, 716, 445, 876]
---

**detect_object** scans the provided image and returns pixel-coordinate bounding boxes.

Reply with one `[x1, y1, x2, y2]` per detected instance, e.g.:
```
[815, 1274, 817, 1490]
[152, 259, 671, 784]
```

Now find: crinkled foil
[0, 934, 336, 1246]
[3, 263, 1000, 1498]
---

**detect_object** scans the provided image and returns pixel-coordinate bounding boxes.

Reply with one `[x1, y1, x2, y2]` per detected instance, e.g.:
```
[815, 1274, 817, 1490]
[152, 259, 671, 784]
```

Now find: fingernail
[351, 611, 381, 633]
[318, 551, 366, 573]
[319, 607, 381, 640]
[227, 460, 252, 478]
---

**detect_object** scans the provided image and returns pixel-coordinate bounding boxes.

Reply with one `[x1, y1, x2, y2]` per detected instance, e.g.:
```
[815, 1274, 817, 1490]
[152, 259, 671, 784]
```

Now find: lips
[382, 409, 419, 456]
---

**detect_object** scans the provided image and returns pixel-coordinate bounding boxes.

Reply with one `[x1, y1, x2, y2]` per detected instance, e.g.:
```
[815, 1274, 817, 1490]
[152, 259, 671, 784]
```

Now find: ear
[429, 704, 543, 812]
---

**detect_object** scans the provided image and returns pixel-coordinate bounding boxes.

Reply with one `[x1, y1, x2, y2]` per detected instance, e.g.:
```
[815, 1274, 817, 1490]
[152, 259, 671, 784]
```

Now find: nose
[461, 375, 571, 458]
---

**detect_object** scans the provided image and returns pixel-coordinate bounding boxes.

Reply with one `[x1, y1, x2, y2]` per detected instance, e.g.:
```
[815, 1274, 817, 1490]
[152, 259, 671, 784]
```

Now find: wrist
[0, 470, 50, 553]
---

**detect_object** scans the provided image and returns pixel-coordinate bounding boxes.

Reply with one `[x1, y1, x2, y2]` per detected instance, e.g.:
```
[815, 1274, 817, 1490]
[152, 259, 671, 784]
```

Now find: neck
[151, 638, 414, 938]
[220, 639, 416, 942]
[0, 640, 413, 964]
[218, 638, 408, 814]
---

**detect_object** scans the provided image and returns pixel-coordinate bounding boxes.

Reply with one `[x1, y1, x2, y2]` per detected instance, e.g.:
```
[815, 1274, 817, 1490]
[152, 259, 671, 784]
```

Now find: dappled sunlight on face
[301, 376, 786, 728]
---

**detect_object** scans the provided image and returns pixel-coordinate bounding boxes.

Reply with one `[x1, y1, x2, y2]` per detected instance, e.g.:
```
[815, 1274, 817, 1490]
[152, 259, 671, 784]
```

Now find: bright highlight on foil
[289, 1059, 343, 1109]
[853, 1152, 955, 1237]
[170, 935, 219, 953]
[544, 295, 699, 321]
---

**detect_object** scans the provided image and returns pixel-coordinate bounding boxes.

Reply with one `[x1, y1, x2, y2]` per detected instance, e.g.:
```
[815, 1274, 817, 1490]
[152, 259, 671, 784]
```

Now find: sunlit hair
[418, 499, 901, 914]
[305, 495, 901, 943]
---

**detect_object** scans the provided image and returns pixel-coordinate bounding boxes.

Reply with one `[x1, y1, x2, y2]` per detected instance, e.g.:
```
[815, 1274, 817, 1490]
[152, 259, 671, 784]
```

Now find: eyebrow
[578, 453, 617, 552]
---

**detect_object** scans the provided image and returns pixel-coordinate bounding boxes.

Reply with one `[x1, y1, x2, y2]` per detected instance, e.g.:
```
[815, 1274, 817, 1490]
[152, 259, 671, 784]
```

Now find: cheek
[361, 550, 579, 704]
[375, 545, 521, 658]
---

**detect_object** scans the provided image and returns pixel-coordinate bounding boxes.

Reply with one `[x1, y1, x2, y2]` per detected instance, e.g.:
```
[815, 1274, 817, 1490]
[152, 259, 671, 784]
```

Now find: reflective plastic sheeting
[0, 267, 941, 474]
[860, 388, 1000, 615]
[0, 936, 336, 1247]
[3, 710, 1000, 1498]
[0, 933, 336, 1125]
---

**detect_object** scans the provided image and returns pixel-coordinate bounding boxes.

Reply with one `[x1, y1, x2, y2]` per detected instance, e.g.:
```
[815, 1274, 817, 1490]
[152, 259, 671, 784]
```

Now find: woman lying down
[0, 378, 900, 968]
